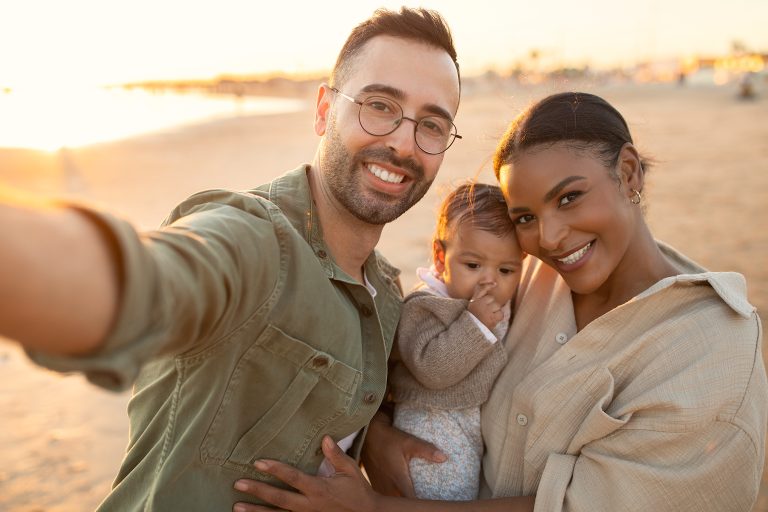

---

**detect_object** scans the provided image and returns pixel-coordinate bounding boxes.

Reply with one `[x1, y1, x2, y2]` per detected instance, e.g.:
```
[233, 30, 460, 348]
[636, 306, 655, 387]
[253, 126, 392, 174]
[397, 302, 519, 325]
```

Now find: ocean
[0, 86, 309, 151]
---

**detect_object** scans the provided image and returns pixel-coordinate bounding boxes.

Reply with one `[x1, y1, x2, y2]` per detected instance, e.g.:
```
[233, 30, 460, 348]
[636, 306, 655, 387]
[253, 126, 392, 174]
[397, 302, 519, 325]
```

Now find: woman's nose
[538, 215, 568, 252]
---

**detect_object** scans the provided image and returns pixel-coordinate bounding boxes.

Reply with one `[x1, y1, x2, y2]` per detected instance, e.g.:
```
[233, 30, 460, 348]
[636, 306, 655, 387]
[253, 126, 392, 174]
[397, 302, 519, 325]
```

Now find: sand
[1, 79, 767, 511]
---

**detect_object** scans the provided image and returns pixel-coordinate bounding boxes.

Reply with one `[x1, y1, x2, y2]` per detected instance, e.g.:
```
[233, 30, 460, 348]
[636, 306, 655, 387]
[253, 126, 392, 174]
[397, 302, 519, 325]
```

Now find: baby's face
[435, 222, 523, 305]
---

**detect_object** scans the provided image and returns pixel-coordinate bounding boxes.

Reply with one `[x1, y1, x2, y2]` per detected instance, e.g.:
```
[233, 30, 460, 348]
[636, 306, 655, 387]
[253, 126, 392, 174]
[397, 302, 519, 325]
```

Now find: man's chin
[348, 200, 409, 225]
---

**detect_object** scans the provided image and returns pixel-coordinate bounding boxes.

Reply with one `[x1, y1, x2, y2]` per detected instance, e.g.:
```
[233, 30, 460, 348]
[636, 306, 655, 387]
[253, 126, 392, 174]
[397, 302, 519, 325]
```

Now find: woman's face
[499, 143, 638, 296]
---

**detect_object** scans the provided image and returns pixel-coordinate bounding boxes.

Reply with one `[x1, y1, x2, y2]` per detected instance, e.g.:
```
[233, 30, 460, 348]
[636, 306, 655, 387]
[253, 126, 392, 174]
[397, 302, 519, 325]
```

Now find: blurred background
[1, 1, 766, 510]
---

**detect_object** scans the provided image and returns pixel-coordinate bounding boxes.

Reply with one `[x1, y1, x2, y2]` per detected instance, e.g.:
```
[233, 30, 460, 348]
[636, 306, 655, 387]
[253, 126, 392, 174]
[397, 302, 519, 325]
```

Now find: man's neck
[307, 167, 384, 283]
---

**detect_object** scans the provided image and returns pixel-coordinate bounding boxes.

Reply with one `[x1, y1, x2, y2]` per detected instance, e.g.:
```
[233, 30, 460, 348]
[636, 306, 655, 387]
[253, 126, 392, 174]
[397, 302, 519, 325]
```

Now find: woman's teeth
[368, 164, 404, 184]
[558, 242, 592, 265]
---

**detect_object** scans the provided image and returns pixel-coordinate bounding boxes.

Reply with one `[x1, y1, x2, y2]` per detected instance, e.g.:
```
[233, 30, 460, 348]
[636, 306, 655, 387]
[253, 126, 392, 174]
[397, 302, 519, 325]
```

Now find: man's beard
[318, 123, 433, 225]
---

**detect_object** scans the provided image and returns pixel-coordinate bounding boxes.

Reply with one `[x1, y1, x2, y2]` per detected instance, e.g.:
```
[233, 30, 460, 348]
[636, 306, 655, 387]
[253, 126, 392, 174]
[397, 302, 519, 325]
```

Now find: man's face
[315, 36, 460, 225]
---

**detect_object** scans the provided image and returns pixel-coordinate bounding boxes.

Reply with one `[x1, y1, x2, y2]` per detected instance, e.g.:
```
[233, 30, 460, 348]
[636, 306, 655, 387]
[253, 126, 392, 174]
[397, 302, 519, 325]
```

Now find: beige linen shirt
[481, 242, 767, 511]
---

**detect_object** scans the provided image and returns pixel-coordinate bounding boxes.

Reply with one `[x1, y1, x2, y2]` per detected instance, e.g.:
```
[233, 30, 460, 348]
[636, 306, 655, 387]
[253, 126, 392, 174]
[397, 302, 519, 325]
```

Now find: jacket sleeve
[396, 294, 499, 390]
[27, 190, 281, 390]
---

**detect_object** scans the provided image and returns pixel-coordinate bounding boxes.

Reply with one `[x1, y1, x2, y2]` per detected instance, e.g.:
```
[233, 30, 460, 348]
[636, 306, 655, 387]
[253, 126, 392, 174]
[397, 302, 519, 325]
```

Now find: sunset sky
[1, 0, 766, 88]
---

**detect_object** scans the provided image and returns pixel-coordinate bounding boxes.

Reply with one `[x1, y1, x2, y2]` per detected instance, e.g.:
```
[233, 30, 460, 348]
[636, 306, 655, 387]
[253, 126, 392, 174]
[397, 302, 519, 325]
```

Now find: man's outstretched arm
[0, 200, 120, 356]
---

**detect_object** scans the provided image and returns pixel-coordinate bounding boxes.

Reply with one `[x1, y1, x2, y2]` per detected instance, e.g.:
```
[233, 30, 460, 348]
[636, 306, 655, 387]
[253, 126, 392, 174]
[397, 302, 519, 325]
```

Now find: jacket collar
[253, 165, 401, 290]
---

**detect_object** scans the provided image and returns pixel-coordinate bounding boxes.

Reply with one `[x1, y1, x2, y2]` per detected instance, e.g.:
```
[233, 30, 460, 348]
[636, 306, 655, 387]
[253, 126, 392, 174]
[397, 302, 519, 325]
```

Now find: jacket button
[363, 392, 377, 404]
[555, 332, 568, 344]
[516, 413, 528, 426]
[311, 355, 329, 368]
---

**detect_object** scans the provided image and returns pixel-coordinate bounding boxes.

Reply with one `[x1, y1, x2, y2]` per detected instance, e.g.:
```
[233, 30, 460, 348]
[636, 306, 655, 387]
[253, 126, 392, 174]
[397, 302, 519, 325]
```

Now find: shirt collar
[252, 164, 400, 294]
[639, 241, 754, 318]
[416, 265, 450, 297]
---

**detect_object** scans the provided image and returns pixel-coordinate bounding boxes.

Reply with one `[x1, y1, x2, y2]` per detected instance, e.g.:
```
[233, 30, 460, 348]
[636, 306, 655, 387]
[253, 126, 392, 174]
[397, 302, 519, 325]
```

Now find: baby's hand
[467, 282, 503, 330]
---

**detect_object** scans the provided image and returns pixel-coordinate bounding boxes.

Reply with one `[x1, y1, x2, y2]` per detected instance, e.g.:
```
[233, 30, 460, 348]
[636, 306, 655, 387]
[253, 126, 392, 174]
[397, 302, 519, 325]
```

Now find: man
[0, 7, 461, 511]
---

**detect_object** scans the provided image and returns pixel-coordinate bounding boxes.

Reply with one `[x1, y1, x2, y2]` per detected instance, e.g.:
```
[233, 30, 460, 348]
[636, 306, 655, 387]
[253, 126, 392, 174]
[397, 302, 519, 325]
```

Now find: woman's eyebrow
[543, 176, 586, 202]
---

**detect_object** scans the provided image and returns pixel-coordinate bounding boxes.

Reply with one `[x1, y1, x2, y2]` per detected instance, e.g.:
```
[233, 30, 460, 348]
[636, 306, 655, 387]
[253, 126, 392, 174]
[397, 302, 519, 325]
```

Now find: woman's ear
[617, 143, 644, 196]
[432, 239, 446, 274]
[314, 84, 332, 136]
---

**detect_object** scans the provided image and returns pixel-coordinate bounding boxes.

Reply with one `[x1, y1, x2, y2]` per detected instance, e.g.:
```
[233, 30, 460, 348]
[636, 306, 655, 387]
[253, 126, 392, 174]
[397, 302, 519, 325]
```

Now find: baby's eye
[499, 268, 514, 275]
[466, 263, 480, 269]
[514, 214, 535, 225]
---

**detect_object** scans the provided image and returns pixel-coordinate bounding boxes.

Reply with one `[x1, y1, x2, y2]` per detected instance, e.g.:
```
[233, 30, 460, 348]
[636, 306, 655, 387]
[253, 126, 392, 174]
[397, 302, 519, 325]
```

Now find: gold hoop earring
[630, 189, 642, 205]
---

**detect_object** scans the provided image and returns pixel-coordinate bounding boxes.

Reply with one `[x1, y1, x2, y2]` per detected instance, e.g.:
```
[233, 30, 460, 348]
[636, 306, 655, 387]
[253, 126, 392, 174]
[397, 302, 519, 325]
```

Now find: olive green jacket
[30, 165, 402, 510]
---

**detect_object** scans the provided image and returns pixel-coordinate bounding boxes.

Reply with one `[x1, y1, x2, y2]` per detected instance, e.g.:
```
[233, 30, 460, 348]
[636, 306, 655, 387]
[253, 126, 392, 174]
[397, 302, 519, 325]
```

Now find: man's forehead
[346, 36, 460, 114]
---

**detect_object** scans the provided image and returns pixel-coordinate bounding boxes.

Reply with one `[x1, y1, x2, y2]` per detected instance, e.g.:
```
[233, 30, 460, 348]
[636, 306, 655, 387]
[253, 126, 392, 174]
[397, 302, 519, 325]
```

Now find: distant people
[390, 182, 522, 500]
[234, 92, 767, 512]
[0, 7, 461, 511]
[739, 71, 756, 99]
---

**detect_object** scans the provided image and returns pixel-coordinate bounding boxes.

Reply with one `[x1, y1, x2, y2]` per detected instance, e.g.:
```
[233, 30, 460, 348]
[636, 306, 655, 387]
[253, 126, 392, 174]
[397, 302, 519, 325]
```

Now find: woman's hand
[360, 411, 447, 497]
[233, 435, 380, 512]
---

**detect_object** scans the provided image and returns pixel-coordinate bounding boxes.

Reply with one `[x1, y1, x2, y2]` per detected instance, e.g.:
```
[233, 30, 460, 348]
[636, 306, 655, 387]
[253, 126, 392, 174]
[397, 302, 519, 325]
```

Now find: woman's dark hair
[330, 7, 460, 94]
[434, 182, 515, 249]
[492, 92, 649, 180]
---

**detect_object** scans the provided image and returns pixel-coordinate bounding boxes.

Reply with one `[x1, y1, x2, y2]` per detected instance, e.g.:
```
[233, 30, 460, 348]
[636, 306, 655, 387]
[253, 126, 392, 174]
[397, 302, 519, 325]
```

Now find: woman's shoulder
[641, 239, 755, 321]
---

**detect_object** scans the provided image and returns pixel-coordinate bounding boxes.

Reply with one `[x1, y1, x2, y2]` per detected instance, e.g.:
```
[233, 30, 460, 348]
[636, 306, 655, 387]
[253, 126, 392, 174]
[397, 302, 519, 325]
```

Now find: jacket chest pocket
[200, 324, 361, 474]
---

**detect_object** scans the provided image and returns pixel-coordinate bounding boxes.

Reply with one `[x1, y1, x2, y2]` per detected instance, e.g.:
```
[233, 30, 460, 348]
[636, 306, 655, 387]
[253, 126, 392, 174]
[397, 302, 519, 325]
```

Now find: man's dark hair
[330, 7, 460, 93]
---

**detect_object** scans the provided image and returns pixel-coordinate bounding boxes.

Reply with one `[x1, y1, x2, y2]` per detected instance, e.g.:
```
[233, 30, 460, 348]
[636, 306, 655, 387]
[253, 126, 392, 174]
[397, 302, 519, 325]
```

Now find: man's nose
[385, 117, 418, 157]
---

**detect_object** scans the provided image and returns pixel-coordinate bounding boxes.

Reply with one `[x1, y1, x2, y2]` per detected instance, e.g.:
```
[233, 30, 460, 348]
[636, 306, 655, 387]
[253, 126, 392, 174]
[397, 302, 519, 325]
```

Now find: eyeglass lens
[358, 96, 457, 154]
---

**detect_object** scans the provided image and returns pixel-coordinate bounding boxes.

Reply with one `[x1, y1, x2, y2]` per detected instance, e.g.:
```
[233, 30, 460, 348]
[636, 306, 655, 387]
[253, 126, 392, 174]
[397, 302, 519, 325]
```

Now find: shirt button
[363, 392, 378, 404]
[555, 332, 568, 344]
[516, 413, 528, 426]
[360, 305, 373, 317]
[317, 249, 327, 259]
[311, 355, 329, 368]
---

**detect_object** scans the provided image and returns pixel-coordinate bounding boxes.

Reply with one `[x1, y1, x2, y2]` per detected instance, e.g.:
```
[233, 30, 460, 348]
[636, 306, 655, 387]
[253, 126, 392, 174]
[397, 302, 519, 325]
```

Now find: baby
[390, 182, 524, 500]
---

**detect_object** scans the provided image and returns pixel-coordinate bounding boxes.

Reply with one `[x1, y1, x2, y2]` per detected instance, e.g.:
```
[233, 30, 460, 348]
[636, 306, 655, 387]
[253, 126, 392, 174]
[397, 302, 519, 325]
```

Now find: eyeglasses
[331, 87, 461, 155]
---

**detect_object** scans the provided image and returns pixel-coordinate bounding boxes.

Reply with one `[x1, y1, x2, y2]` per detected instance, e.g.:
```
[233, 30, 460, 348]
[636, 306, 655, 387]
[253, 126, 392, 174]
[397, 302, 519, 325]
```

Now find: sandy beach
[1, 80, 767, 511]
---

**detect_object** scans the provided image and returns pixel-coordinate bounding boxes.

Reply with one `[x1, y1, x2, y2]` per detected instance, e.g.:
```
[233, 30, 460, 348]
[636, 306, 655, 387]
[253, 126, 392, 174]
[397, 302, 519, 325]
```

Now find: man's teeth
[558, 242, 592, 265]
[368, 164, 404, 184]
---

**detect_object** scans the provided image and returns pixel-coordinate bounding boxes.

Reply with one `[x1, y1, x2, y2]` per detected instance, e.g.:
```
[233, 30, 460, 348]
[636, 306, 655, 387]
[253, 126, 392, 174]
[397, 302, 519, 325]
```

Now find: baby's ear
[432, 239, 446, 273]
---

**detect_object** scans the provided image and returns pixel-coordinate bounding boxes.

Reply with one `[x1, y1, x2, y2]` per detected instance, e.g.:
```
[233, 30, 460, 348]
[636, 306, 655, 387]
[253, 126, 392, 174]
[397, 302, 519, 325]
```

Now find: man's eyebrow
[360, 83, 405, 99]
[359, 83, 454, 121]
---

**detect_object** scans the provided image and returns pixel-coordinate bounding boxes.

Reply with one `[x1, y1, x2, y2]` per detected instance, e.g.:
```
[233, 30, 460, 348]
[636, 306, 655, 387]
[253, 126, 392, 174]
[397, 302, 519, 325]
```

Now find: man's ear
[314, 84, 332, 136]
[617, 142, 644, 196]
[432, 239, 446, 274]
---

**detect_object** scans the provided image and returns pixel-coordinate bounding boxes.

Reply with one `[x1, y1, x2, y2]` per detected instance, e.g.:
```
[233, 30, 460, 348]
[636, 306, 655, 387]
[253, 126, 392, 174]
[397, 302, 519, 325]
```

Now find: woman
[231, 92, 767, 512]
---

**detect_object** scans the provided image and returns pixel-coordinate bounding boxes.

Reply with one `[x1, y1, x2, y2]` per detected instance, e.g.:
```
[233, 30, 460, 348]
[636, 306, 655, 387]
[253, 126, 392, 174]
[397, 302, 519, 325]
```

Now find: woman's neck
[572, 223, 679, 330]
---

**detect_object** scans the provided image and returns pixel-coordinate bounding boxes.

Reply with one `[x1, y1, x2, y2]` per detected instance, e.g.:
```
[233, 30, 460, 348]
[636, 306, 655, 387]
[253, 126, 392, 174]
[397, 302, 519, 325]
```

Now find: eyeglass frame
[330, 87, 462, 155]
